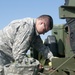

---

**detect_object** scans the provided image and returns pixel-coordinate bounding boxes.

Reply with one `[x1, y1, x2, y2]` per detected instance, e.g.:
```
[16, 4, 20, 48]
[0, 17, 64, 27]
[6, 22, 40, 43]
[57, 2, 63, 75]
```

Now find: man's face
[36, 19, 50, 34]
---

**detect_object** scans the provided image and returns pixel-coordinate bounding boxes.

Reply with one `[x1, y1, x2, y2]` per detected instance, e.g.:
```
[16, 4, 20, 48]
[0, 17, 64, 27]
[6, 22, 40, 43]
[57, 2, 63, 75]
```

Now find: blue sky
[0, 0, 66, 40]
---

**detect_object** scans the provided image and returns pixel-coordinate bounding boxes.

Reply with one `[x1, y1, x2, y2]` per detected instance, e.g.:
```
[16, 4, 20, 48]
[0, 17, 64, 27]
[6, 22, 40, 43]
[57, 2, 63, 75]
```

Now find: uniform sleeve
[31, 36, 54, 61]
[12, 22, 31, 61]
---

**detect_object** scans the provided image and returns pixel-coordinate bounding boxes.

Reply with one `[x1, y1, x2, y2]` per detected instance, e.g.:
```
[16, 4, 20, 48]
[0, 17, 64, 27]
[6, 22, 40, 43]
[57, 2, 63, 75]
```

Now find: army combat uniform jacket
[0, 18, 53, 64]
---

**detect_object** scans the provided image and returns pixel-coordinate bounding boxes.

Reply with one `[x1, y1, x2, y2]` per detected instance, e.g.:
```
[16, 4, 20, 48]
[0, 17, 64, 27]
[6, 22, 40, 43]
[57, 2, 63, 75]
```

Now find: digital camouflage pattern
[0, 18, 53, 75]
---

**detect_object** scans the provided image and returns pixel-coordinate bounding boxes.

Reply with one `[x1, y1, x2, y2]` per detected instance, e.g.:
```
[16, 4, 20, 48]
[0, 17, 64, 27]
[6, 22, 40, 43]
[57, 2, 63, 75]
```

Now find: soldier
[0, 14, 54, 75]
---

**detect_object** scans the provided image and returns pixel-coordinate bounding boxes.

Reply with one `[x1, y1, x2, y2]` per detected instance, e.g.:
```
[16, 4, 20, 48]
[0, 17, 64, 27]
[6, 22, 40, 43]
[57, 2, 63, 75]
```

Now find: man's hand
[38, 64, 44, 72]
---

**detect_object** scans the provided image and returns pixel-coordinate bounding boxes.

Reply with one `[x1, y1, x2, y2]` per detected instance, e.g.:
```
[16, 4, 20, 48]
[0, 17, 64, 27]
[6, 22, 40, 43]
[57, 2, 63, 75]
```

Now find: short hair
[37, 15, 53, 30]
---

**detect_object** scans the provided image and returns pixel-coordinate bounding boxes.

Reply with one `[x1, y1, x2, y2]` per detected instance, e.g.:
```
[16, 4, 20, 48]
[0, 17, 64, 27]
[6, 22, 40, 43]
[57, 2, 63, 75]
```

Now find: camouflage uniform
[0, 18, 53, 75]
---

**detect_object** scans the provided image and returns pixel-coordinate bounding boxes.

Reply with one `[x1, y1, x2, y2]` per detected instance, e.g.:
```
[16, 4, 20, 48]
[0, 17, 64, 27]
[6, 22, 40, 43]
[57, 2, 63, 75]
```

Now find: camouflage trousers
[0, 52, 39, 75]
[4, 58, 39, 75]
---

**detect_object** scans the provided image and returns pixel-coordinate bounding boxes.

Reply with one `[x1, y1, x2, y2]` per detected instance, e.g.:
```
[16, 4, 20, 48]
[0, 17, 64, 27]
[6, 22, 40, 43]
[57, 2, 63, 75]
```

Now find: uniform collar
[34, 19, 39, 36]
